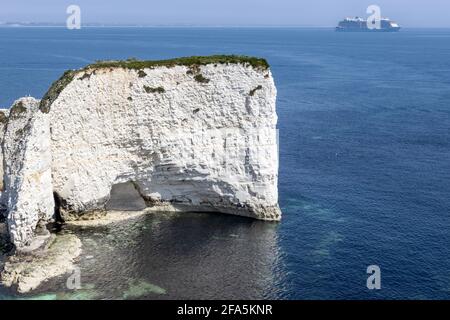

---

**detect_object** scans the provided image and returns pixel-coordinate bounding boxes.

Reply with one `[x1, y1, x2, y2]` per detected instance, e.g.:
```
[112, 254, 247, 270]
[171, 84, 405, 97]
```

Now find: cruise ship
[336, 17, 400, 32]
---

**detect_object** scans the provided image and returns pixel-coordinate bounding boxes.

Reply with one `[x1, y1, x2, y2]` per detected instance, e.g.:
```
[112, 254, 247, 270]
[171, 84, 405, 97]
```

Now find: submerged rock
[123, 279, 166, 299]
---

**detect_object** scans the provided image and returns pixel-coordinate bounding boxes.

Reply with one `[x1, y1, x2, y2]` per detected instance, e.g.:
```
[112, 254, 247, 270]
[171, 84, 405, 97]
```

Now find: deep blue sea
[0, 27, 450, 300]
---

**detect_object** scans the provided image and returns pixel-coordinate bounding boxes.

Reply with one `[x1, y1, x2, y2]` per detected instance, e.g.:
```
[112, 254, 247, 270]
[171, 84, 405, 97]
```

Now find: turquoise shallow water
[1, 27, 450, 299]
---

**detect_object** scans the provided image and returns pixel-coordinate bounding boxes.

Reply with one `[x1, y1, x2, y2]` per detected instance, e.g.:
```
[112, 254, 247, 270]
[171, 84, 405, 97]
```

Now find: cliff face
[0, 108, 9, 194]
[1, 56, 281, 249]
[1, 98, 54, 247]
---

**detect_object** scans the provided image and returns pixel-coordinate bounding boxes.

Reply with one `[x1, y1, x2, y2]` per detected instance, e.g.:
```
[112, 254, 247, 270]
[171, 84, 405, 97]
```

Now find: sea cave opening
[105, 182, 147, 212]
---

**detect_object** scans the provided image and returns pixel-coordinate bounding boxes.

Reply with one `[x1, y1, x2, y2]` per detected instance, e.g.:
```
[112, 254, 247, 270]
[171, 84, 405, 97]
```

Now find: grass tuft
[194, 74, 210, 84]
[10, 101, 28, 118]
[87, 55, 269, 71]
[40, 70, 76, 113]
[144, 86, 165, 94]
[0, 111, 8, 124]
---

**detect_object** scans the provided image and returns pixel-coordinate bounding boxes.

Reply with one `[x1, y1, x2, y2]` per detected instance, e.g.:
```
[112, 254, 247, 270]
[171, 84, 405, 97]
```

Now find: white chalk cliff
[1, 98, 54, 247]
[1, 56, 281, 249]
[0, 108, 8, 194]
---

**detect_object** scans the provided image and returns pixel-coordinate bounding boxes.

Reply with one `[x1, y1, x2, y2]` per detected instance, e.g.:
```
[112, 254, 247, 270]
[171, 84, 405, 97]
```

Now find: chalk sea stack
[0, 55, 281, 251]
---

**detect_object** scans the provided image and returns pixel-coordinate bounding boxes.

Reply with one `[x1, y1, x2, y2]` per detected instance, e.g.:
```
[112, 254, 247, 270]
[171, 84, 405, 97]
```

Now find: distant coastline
[0, 22, 336, 28]
[0, 22, 448, 29]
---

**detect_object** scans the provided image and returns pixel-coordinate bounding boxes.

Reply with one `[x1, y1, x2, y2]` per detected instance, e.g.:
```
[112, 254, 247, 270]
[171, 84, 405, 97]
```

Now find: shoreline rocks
[0, 233, 82, 293]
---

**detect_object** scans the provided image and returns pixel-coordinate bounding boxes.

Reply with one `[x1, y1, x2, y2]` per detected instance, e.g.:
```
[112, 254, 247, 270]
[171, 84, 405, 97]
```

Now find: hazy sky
[0, 0, 449, 27]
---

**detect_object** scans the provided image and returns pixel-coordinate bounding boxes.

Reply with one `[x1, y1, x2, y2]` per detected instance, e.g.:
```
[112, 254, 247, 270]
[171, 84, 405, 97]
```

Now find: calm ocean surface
[0, 27, 450, 299]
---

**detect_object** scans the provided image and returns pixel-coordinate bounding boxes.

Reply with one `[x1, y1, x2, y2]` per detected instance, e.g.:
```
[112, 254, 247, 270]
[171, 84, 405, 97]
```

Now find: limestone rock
[0, 108, 9, 205]
[2, 98, 54, 249]
[0, 234, 81, 293]
[1, 56, 281, 249]
[46, 58, 280, 222]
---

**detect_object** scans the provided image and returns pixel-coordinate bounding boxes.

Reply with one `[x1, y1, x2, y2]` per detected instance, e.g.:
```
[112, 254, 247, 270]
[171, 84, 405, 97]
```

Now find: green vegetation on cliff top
[40, 55, 269, 113]
[88, 55, 269, 70]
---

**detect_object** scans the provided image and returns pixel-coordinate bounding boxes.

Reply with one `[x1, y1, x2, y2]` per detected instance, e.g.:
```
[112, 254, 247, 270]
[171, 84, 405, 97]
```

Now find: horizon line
[1, 21, 450, 29]
[0, 23, 449, 29]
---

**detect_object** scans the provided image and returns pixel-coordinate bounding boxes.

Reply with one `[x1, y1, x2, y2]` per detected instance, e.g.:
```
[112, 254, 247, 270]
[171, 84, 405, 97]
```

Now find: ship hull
[336, 27, 401, 32]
